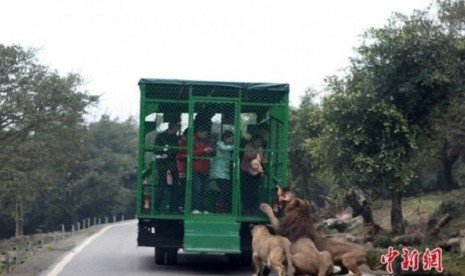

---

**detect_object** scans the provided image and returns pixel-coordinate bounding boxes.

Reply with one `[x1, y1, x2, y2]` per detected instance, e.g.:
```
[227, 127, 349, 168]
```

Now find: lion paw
[260, 203, 273, 214]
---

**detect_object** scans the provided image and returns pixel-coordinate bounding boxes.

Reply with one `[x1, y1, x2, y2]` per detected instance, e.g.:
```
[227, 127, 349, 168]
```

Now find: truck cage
[136, 79, 289, 265]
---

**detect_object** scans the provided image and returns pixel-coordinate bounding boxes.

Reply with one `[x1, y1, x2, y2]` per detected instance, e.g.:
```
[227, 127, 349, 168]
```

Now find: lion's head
[250, 224, 267, 236]
[285, 198, 311, 214]
[278, 197, 318, 242]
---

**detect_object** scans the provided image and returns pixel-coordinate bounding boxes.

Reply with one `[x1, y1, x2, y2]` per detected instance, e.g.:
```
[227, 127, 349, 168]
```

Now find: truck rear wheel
[240, 249, 252, 266]
[166, 248, 178, 265]
[227, 250, 252, 266]
[155, 247, 178, 265]
[155, 248, 164, 265]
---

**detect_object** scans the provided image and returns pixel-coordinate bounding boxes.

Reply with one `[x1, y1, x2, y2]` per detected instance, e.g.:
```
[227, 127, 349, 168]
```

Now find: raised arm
[216, 140, 233, 151]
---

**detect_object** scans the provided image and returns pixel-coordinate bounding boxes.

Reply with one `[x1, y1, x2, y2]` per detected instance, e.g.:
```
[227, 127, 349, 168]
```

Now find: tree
[307, 6, 464, 234]
[0, 44, 98, 236]
[429, 0, 465, 191]
[428, 98, 465, 191]
[288, 90, 330, 206]
[45, 116, 138, 225]
[438, 0, 465, 35]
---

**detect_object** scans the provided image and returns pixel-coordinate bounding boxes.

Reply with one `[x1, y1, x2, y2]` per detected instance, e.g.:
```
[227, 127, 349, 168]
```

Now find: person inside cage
[191, 127, 214, 214]
[210, 130, 234, 213]
[256, 122, 269, 149]
[153, 121, 180, 213]
[239, 122, 269, 158]
[240, 134, 266, 215]
[175, 128, 189, 214]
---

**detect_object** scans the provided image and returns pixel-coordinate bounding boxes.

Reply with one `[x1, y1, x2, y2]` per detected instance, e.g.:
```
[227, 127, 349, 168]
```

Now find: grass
[442, 252, 465, 276]
[370, 187, 465, 275]
[372, 188, 465, 232]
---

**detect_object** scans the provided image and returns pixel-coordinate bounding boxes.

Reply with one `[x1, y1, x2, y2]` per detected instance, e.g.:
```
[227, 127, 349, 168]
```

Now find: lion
[291, 237, 334, 276]
[260, 196, 383, 276]
[251, 224, 295, 276]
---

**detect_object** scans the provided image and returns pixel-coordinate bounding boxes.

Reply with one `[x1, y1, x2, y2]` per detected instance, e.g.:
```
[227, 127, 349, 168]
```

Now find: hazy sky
[2, 0, 432, 120]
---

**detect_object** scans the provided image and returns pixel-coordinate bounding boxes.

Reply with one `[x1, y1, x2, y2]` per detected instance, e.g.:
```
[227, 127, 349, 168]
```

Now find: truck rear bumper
[137, 219, 183, 248]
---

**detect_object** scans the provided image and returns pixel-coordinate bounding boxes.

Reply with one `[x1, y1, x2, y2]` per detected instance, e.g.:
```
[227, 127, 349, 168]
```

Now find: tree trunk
[439, 141, 461, 192]
[390, 190, 404, 235]
[15, 198, 24, 237]
[442, 158, 454, 192]
[441, 155, 459, 192]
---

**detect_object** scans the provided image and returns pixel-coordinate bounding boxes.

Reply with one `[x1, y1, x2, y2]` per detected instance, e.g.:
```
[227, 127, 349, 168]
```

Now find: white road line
[45, 220, 135, 276]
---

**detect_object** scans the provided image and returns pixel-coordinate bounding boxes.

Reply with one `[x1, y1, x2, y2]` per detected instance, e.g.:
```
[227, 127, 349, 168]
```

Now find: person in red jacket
[191, 128, 214, 214]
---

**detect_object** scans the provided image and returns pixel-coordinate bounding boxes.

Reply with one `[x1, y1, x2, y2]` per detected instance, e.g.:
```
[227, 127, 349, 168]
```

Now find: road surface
[45, 220, 251, 276]
[44, 220, 382, 276]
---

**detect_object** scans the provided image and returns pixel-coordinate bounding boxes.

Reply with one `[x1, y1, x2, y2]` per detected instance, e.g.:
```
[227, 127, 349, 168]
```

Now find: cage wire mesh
[139, 81, 288, 217]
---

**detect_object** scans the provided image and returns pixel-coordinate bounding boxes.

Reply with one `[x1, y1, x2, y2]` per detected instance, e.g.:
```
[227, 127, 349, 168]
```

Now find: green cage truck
[136, 79, 289, 265]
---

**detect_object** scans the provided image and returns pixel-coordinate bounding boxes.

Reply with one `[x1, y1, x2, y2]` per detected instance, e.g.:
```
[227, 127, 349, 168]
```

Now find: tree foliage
[303, 3, 465, 234]
[0, 44, 99, 236]
[288, 90, 330, 206]
[0, 45, 137, 238]
[42, 115, 138, 228]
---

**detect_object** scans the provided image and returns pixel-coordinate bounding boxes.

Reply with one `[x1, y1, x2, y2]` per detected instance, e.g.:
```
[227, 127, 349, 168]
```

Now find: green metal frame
[137, 79, 289, 255]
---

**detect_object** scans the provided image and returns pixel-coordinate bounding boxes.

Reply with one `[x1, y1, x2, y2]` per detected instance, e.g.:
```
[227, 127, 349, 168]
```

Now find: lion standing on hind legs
[261, 189, 384, 276]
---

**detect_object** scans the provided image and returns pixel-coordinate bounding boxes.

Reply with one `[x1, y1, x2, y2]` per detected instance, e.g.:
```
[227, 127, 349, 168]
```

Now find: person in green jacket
[210, 130, 234, 213]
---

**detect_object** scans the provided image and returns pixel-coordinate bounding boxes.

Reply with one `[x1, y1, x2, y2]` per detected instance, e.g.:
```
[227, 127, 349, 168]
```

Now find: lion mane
[278, 198, 318, 242]
[261, 196, 384, 276]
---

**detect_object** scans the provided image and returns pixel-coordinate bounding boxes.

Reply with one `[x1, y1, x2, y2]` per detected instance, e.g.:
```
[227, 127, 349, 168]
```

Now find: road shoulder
[6, 225, 107, 276]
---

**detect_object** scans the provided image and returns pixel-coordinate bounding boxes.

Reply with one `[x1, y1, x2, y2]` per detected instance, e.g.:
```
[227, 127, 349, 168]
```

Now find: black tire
[240, 250, 252, 266]
[166, 248, 178, 265]
[227, 254, 241, 266]
[228, 250, 252, 266]
[155, 248, 166, 265]
[155, 247, 178, 265]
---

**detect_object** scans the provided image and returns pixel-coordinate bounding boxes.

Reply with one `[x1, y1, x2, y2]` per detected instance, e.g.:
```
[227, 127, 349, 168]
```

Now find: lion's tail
[284, 240, 295, 276]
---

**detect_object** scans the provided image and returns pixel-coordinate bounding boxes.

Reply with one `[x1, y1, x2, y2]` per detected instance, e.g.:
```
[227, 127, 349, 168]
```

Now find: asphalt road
[44, 220, 383, 276]
[46, 220, 252, 276]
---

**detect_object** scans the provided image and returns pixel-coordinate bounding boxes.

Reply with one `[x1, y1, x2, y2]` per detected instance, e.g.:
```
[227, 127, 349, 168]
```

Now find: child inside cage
[191, 127, 214, 214]
[210, 130, 234, 213]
